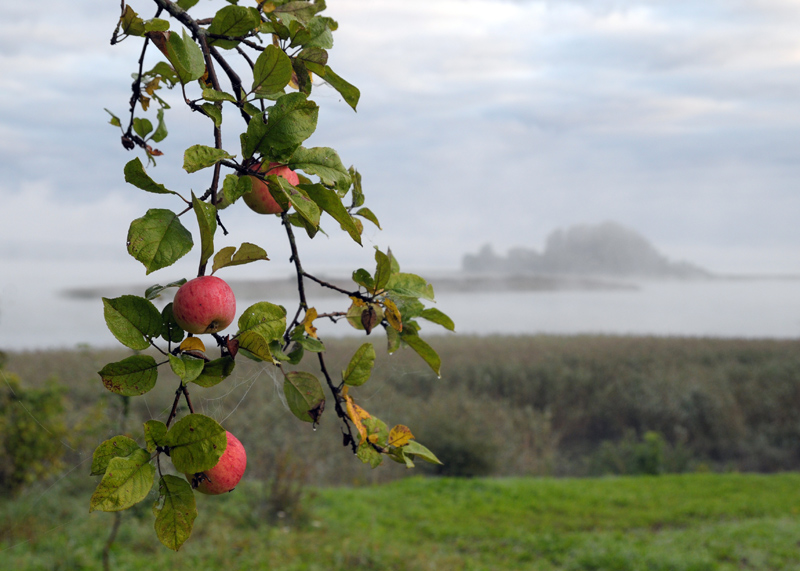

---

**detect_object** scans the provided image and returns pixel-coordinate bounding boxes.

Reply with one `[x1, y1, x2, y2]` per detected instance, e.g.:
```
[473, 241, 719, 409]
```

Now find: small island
[463, 222, 711, 279]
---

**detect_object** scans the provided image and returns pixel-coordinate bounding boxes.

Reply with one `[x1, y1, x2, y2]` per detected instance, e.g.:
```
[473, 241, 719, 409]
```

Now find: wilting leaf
[389, 425, 414, 448]
[91, 436, 140, 476]
[183, 145, 234, 173]
[154, 475, 197, 551]
[283, 371, 325, 423]
[144, 420, 168, 454]
[163, 414, 227, 474]
[90, 448, 155, 512]
[98, 355, 160, 397]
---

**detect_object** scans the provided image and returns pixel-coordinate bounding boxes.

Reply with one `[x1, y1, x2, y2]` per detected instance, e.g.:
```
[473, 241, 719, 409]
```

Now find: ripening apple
[172, 276, 236, 335]
[186, 431, 247, 495]
[243, 162, 299, 214]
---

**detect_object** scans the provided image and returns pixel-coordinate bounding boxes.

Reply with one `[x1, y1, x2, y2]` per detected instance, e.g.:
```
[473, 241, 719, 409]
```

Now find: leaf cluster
[95, 0, 452, 551]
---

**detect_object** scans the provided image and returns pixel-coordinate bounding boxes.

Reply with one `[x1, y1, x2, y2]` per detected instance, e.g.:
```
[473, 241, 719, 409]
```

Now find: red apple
[172, 276, 236, 335]
[243, 162, 299, 215]
[186, 431, 247, 495]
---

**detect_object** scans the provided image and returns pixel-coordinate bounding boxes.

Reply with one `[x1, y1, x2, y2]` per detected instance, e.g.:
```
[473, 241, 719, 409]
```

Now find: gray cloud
[2, 0, 800, 274]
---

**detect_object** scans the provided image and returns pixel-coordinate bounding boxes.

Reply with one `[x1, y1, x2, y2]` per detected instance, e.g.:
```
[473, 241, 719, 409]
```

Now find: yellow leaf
[145, 77, 161, 95]
[302, 307, 318, 339]
[259, 0, 276, 12]
[179, 337, 206, 353]
[350, 296, 366, 307]
[389, 425, 414, 447]
[382, 299, 403, 332]
[343, 388, 371, 445]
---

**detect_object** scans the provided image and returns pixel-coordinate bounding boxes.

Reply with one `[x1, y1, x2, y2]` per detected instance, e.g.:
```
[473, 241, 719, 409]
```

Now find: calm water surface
[1, 259, 798, 350]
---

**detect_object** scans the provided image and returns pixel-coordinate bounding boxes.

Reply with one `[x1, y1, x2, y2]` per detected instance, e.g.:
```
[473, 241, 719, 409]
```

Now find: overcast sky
[2, 0, 800, 278]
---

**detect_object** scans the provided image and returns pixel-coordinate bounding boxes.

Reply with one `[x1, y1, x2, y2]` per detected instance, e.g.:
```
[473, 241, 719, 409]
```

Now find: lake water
[1, 259, 798, 351]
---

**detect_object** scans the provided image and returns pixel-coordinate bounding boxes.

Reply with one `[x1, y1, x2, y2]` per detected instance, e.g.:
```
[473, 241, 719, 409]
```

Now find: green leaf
[296, 336, 324, 352]
[291, 58, 312, 95]
[154, 475, 197, 551]
[121, 5, 146, 37]
[169, 354, 205, 384]
[201, 103, 223, 127]
[252, 44, 293, 95]
[98, 355, 160, 396]
[90, 448, 155, 512]
[211, 242, 269, 274]
[183, 145, 234, 173]
[161, 303, 185, 343]
[302, 183, 360, 244]
[296, 47, 328, 66]
[342, 343, 375, 386]
[356, 441, 382, 468]
[202, 88, 236, 103]
[259, 93, 319, 160]
[133, 117, 153, 139]
[352, 268, 374, 291]
[420, 308, 455, 331]
[164, 414, 227, 474]
[275, 1, 326, 24]
[127, 209, 193, 274]
[176, 0, 199, 10]
[207, 5, 261, 49]
[276, 178, 320, 228]
[152, 108, 169, 143]
[191, 193, 217, 268]
[401, 333, 441, 377]
[289, 146, 350, 189]
[403, 440, 443, 465]
[166, 29, 206, 84]
[386, 325, 401, 354]
[354, 207, 380, 229]
[305, 62, 360, 111]
[124, 158, 178, 196]
[374, 250, 392, 292]
[290, 16, 334, 49]
[386, 273, 435, 300]
[145, 279, 187, 301]
[102, 295, 162, 350]
[105, 108, 122, 127]
[192, 357, 235, 388]
[236, 330, 273, 362]
[283, 371, 325, 423]
[91, 436, 140, 476]
[218, 174, 252, 209]
[144, 18, 170, 32]
[237, 301, 287, 341]
[349, 166, 364, 207]
[363, 416, 389, 448]
[144, 420, 168, 454]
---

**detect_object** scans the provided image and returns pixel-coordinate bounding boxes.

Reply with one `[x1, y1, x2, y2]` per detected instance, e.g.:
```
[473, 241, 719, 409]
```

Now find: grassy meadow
[3, 334, 800, 569]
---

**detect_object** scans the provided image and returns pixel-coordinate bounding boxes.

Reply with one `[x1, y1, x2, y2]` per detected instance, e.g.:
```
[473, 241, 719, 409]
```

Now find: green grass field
[4, 473, 800, 570]
[5, 337, 800, 569]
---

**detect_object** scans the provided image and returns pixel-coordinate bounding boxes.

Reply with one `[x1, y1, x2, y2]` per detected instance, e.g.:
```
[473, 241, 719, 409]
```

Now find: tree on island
[463, 222, 709, 278]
